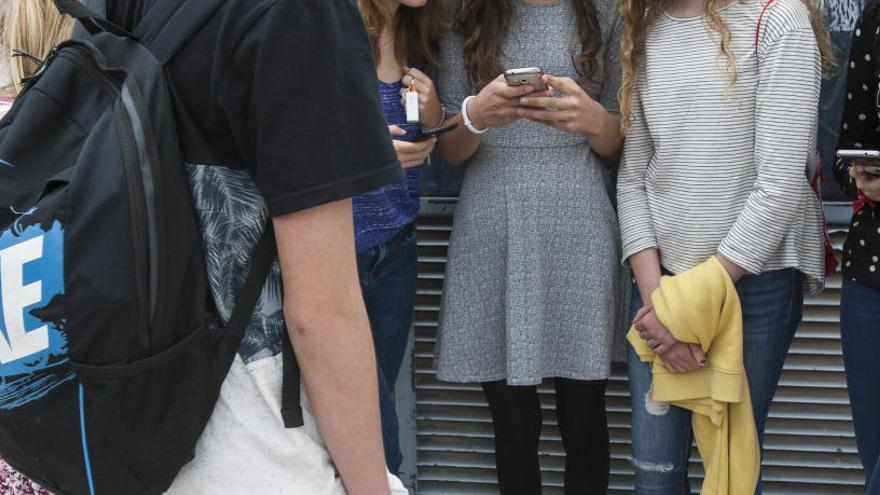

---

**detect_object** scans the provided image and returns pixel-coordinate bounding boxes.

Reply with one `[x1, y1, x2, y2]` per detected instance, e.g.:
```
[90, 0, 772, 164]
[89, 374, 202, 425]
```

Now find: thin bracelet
[461, 95, 487, 135]
[423, 104, 447, 132]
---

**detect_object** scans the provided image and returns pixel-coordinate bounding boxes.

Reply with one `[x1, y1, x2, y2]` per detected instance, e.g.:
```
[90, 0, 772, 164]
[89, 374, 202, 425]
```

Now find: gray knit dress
[434, 0, 629, 386]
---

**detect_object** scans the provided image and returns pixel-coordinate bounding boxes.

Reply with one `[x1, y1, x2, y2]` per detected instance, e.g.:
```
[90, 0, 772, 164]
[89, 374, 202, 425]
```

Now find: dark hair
[358, 1, 446, 68]
[453, 0, 602, 90]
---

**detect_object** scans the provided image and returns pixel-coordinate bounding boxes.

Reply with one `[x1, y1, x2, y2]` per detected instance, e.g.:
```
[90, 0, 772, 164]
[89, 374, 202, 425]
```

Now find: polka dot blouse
[836, 0, 880, 290]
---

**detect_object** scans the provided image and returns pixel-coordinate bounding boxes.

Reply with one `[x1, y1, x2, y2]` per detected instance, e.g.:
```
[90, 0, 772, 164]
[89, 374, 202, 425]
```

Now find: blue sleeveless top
[353, 80, 421, 253]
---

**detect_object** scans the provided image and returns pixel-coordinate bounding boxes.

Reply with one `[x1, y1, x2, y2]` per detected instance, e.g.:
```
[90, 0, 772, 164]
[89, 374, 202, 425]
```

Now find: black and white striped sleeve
[717, 4, 821, 273]
[617, 90, 658, 263]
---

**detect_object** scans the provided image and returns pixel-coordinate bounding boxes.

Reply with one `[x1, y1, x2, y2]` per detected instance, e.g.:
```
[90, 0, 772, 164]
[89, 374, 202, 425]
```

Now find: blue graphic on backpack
[0, 219, 71, 409]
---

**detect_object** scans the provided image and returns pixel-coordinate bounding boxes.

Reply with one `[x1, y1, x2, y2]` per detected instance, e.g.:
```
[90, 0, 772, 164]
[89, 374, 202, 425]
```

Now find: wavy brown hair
[619, 0, 836, 132]
[358, 1, 445, 67]
[453, 0, 604, 91]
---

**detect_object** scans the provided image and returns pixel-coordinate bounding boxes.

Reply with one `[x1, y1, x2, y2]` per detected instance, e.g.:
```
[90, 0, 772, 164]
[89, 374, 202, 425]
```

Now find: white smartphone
[837, 149, 880, 177]
[504, 68, 547, 91]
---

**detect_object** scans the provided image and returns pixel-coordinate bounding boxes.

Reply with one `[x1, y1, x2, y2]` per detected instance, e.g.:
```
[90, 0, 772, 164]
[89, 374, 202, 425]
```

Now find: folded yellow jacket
[628, 256, 759, 495]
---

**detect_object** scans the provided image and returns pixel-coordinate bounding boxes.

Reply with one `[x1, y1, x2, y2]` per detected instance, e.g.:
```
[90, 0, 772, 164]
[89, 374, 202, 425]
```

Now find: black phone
[412, 123, 458, 142]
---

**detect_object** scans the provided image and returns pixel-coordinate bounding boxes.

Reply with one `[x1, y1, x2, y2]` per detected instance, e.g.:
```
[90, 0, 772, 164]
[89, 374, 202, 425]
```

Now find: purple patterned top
[352, 80, 421, 253]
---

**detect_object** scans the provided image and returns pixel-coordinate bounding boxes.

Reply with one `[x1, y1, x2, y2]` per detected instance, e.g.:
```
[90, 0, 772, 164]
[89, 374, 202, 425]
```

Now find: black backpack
[0, 1, 301, 493]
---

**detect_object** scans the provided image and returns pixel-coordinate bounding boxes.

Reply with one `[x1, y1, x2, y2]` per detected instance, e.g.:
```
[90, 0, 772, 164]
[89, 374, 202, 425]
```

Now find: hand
[516, 74, 606, 135]
[633, 306, 678, 355]
[633, 306, 706, 373]
[389, 125, 435, 169]
[467, 74, 540, 130]
[658, 343, 707, 373]
[851, 164, 880, 202]
[399, 67, 443, 128]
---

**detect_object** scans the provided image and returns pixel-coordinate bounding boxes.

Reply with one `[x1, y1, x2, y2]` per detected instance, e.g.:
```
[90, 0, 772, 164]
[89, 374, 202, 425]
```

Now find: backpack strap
[226, 225, 277, 343]
[133, 0, 225, 65]
[281, 335, 304, 428]
[52, 0, 130, 37]
[226, 224, 304, 429]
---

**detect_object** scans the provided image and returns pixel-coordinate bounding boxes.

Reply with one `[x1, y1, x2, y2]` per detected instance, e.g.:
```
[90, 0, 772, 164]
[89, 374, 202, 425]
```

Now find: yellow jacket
[628, 256, 760, 495]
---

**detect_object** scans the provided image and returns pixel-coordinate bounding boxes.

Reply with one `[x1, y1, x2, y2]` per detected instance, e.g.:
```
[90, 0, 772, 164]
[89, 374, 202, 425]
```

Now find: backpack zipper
[119, 85, 164, 339]
[61, 45, 153, 350]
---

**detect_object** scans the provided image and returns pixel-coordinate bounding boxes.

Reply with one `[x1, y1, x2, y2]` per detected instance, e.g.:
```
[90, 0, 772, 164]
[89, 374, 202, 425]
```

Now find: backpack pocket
[70, 320, 230, 490]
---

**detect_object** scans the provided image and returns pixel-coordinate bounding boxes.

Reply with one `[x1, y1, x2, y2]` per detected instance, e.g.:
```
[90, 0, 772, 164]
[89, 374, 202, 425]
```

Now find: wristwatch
[461, 95, 488, 135]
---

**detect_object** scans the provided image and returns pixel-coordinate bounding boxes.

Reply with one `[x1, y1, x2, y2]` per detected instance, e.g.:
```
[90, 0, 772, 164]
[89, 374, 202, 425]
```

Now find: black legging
[481, 378, 610, 495]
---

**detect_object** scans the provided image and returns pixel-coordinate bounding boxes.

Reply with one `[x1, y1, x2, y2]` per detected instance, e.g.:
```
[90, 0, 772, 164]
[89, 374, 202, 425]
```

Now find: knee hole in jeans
[630, 457, 677, 473]
[645, 384, 670, 416]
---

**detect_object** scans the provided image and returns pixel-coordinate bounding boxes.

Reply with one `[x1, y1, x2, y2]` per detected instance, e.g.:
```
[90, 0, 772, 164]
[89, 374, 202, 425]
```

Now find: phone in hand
[412, 123, 458, 142]
[504, 68, 547, 92]
[837, 149, 880, 177]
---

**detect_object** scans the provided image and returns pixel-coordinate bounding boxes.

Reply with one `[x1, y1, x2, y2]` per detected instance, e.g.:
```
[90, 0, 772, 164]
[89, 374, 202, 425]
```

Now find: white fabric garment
[167, 354, 407, 495]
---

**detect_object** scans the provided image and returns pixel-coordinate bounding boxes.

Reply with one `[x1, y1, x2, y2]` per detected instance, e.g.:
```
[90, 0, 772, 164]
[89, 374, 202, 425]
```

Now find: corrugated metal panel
[411, 199, 862, 494]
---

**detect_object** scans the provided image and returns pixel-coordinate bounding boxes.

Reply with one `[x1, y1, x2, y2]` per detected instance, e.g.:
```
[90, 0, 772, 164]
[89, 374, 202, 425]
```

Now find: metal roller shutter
[411, 198, 862, 494]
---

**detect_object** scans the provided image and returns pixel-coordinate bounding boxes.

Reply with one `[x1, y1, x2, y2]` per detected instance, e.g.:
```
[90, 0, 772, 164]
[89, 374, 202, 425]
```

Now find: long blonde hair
[1, 0, 74, 95]
[618, 0, 835, 132]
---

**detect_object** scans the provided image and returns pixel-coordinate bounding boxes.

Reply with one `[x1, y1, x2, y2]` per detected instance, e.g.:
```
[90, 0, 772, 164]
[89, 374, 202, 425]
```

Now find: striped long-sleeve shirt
[617, 0, 825, 292]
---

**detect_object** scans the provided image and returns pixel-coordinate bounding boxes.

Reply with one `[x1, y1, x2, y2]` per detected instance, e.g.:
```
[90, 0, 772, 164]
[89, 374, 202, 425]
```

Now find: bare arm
[437, 112, 482, 165]
[273, 199, 388, 495]
[437, 75, 538, 165]
[630, 247, 662, 304]
[586, 109, 624, 159]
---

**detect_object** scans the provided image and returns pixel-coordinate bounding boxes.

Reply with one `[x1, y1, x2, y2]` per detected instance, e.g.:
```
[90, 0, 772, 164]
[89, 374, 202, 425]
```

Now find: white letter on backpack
[0, 236, 49, 364]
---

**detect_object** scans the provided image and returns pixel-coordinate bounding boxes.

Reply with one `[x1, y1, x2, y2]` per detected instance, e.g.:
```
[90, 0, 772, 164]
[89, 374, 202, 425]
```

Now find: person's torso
[352, 80, 421, 253]
[450, 0, 616, 150]
[841, 0, 880, 289]
[637, 0, 818, 270]
[640, 1, 765, 195]
[104, 2, 366, 490]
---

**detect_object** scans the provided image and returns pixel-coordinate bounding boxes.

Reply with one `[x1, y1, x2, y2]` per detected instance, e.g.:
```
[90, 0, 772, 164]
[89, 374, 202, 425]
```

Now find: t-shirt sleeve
[617, 88, 658, 263]
[225, 0, 401, 218]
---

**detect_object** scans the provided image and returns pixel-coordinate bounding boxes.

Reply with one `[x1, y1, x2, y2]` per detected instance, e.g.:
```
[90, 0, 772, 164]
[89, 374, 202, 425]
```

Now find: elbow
[438, 145, 469, 166]
[283, 301, 359, 342]
[283, 306, 317, 342]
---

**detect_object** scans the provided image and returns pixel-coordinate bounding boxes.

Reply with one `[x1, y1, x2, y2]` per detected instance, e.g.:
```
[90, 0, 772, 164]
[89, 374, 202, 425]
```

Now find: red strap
[854, 193, 877, 212]
[809, 156, 840, 276]
[755, 0, 778, 54]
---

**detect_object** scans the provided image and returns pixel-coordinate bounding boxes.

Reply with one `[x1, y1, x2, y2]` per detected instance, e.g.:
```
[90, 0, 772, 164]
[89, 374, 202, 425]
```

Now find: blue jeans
[627, 268, 804, 494]
[356, 224, 418, 474]
[841, 279, 880, 494]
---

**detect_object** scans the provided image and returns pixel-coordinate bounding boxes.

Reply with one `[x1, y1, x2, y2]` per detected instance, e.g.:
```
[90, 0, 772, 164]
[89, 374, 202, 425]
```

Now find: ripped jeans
[626, 268, 804, 494]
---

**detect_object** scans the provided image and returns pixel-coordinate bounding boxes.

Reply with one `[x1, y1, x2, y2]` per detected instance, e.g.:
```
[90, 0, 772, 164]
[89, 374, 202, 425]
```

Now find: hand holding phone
[388, 125, 436, 168]
[462, 74, 541, 131]
[515, 73, 607, 137]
